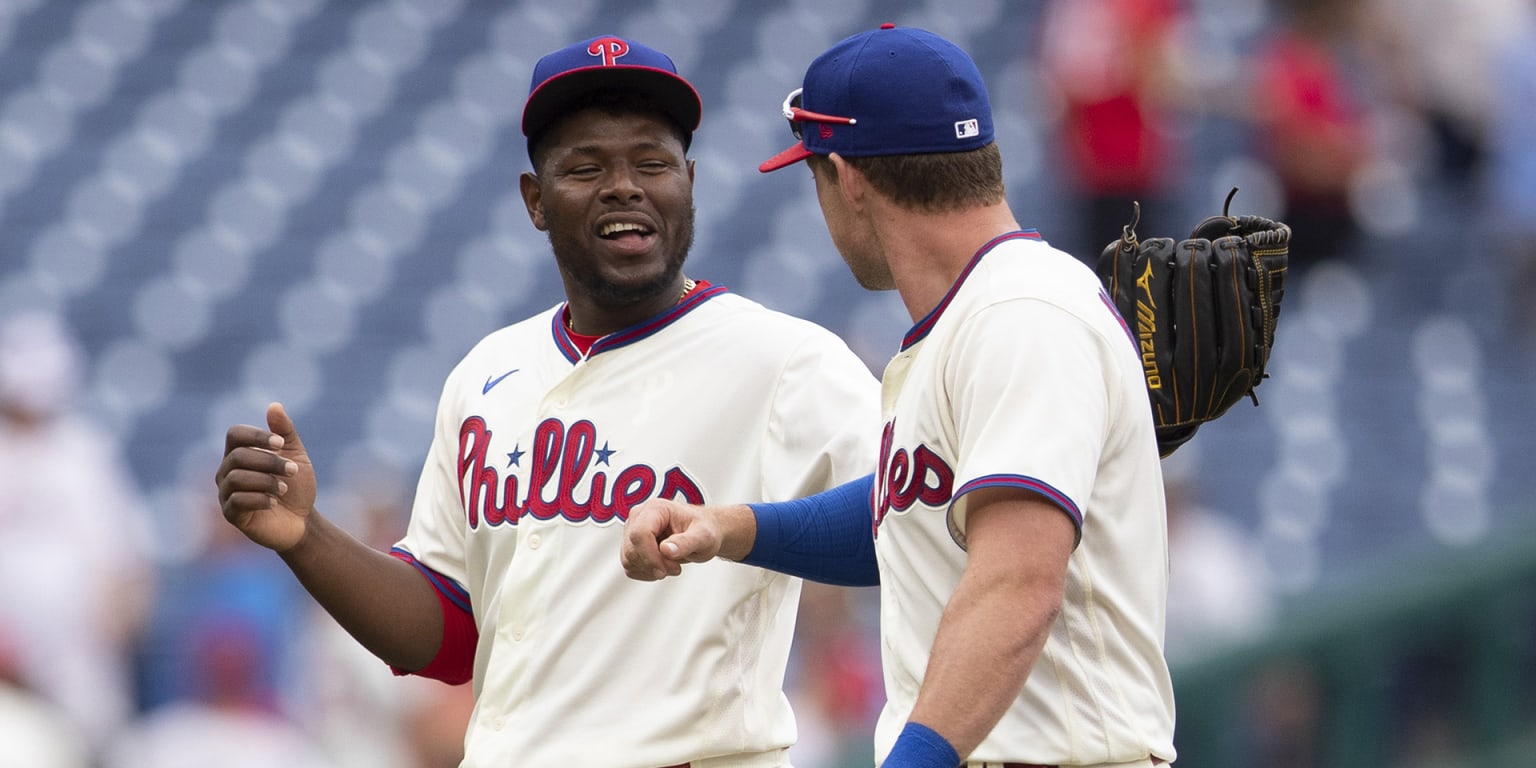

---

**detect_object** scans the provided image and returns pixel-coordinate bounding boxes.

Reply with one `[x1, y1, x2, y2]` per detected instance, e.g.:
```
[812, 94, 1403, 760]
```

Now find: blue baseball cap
[759, 24, 994, 173]
[522, 35, 702, 157]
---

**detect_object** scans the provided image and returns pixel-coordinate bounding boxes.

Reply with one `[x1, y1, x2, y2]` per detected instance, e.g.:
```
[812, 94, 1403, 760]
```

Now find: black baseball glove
[1096, 188, 1290, 458]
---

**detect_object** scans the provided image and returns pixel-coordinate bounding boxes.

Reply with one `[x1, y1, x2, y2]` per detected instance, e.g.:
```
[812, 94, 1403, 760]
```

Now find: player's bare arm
[903, 487, 1076, 761]
[215, 402, 444, 672]
[620, 499, 757, 580]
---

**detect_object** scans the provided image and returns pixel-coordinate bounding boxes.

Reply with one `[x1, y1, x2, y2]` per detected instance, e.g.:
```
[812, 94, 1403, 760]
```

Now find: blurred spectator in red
[135, 483, 309, 715]
[0, 311, 157, 756]
[1250, 0, 1374, 271]
[102, 616, 331, 768]
[784, 582, 882, 768]
[117, 479, 331, 767]
[1038, 0, 1187, 263]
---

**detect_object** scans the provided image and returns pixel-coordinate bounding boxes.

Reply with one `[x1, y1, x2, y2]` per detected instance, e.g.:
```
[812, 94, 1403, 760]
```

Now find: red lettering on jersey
[457, 416, 701, 528]
[557, 420, 598, 517]
[604, 466, 657, 520]
[588, 37, 629, 66]
[659, 468, 704, 504]
[872, 422, 894, 533]
[522, 418, 562, 519]
[871, 418, 954, 536]
[910, 446, 954, 507]
[459, 416, 526, 527]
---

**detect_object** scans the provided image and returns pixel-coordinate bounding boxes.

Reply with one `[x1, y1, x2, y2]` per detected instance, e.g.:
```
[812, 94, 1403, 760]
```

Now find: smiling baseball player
[216, 35, 880, 768]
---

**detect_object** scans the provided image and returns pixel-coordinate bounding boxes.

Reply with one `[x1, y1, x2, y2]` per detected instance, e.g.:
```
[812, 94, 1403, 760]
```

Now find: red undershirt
[563, 279, 708, 355]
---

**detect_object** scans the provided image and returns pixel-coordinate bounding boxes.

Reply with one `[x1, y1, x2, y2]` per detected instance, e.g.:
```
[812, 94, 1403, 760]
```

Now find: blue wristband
[884, 722, 960, 768]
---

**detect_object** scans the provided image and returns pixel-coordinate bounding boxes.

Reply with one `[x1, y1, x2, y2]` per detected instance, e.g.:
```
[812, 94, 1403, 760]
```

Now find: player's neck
[877, 201, 1021, 322]
[563, 277, 698, 338]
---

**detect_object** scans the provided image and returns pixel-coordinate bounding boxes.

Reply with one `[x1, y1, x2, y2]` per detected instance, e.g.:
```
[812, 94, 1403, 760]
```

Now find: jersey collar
[550, 283, 729, 363]
[900, 230, 1043, 351]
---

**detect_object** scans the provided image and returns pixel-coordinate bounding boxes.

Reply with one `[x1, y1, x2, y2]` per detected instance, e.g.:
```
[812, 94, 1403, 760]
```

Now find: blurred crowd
[3, 0, 1536, 766]
[1038, 0, 1534, 288]
[0, 309, 474, 768]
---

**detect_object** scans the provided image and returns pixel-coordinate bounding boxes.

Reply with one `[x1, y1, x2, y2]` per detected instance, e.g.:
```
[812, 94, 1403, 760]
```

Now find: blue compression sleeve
[742, 474, 878, 586]
[884, 722, 961, 768]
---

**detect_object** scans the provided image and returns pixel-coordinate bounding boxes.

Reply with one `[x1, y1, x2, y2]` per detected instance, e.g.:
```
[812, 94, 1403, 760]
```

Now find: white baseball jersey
[395, 286, 881, 768]
[869, 232, 1176, 766]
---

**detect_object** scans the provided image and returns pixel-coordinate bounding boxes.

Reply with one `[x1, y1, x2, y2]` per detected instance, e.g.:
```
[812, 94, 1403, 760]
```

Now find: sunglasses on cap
[781, 87, 856, 141]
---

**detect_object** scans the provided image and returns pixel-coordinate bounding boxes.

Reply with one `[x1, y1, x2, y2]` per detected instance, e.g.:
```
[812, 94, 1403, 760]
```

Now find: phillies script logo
[588, 37, 630, 66]
[871, 419, 954, 534]
[458, 416, 702, 528]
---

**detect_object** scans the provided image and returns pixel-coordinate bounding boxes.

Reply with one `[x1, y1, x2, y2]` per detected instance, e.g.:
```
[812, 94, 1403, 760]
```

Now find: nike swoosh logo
[482, 369, 520, 395]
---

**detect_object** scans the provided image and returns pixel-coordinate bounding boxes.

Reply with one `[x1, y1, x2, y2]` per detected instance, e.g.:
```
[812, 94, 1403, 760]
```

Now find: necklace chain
[566, 277, 696, 333]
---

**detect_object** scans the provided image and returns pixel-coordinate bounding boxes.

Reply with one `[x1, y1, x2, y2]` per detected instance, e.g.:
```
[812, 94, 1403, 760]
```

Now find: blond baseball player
[217, 35, 880, 768]
[623, 25, 1175, 768]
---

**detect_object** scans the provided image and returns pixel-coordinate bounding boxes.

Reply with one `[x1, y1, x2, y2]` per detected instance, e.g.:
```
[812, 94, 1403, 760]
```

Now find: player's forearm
[905, 562, 1061, 759]
[279, 511, 444, 670]
[698, 503, 758, 561]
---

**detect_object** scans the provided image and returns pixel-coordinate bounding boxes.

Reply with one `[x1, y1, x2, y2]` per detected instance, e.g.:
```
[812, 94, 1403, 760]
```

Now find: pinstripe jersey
[869, 232, 1176, 766]
[395, 288, 880, 768]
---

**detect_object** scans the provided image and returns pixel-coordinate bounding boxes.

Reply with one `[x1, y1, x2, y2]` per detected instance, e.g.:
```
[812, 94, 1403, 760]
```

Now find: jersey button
[510, 627, 524, 642]
[528, 534, 541, 550]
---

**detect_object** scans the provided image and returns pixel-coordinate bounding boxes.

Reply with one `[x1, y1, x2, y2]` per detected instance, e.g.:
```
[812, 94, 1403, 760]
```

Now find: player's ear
[519, 171, 548, 231]
[827, 153, 866, 211]
[686, 157, 695, 184]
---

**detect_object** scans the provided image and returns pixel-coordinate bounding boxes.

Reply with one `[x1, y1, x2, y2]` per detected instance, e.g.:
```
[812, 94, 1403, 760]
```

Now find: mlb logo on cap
[760, 24, 995, 173]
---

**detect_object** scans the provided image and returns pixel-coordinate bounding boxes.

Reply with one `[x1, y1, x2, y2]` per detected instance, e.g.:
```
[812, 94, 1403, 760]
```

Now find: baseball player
[622, 25, 1176, 768]
[216, 35, 880, 768]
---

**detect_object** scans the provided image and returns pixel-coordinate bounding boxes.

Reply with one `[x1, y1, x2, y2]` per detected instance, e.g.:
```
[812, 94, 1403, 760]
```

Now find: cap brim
[758, 142, 814, 173]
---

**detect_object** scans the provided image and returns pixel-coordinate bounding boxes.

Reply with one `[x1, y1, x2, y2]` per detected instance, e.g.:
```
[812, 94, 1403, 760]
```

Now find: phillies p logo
[588, 37, 630, 66]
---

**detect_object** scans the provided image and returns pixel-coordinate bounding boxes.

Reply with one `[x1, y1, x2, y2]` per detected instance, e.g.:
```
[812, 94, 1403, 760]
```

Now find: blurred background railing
[1172, 517, 1536, 768]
